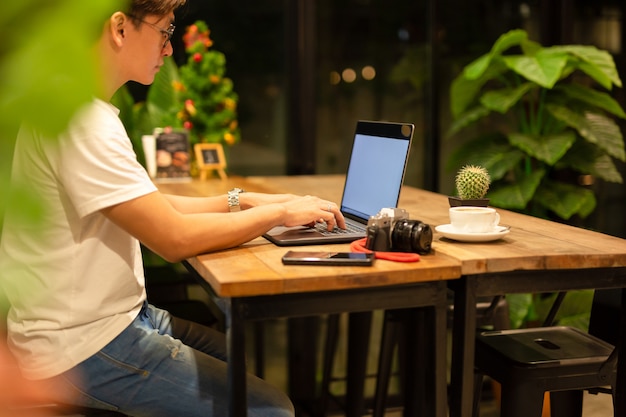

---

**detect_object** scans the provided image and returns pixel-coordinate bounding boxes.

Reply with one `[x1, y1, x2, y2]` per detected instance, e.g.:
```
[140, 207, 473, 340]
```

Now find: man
[0, 1, 345, 416]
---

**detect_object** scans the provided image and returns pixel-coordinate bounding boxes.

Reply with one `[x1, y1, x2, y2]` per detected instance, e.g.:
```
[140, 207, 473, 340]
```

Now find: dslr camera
[365, 208, 432, 254]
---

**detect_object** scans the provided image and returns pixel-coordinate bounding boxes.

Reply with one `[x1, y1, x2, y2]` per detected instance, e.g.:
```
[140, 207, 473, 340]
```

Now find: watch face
[228, 188, 242, 212]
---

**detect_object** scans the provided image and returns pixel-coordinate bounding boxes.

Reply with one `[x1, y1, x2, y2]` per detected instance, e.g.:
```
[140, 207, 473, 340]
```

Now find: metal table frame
[184, 260, 448, 417]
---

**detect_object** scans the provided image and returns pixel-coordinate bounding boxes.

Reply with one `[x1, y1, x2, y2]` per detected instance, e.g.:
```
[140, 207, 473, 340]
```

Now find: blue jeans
[45, 303, 294, 417]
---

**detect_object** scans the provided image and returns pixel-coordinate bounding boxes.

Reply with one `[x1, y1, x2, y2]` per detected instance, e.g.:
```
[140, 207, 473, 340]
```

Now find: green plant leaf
[582, 113, 625, 161]
[556, 45, 622, 89]
[485, 151, 527, 181]
[490, 29, 528, 56]
[446, 133, 524, 181]
[131, 103, 153, 144]
[463, 54, 493, 81]
[554, 290, 593, 330]
[506, 293, 534, 329]
[531, 291, 593, 330]
[508, 291, 593, 330]
[1, 1, 111, 137]
[555, 84, 626, 119]
[502, 50, 569, 89]
[480, 83, 535, 114]
[576, 62, 612, 91]
[584, 154, 623, 183]
[488, 169, 545, 209]
[548, 105, 626, 161]
[519, 38, 543, 56]
[559, 141, 623, 183]
[450, 73, 486, 118]
[558, 313, 591, 331]
[451, 59, 508, 117]
[534, 179, 597, 219]
[508, 131, 576, 165]
[447, 105, 491, 134]
[146, 57, 180, 114]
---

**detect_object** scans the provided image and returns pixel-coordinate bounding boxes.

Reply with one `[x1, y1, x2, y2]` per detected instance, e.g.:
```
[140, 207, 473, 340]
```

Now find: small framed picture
[194, 143, 227, 180]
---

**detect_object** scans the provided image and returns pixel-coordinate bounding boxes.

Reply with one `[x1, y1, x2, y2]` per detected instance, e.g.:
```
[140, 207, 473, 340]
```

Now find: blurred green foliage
[0, 1, 124, 229]
[0, 1, 129, 313]
[507, 290, 594, 330]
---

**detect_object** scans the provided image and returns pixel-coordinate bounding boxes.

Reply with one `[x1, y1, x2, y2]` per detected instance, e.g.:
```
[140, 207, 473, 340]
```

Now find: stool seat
[474, 326, 616, 417]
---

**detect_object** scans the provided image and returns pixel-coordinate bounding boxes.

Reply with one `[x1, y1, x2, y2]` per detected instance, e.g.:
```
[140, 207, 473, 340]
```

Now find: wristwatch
[227, 188, 245, 212]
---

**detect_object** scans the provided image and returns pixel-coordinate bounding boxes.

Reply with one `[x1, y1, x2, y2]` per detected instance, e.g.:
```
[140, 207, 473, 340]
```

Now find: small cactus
[455, 165, 491, 200]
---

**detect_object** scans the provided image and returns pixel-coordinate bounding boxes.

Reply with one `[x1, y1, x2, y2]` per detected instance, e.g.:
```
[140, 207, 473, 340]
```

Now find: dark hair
[127, 0, 187, 21]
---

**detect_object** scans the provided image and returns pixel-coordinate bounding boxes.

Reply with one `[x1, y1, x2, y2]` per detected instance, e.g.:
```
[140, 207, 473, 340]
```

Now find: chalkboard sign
[201, 148, 219, 164]
[155, 130, 191, 180]
[194, 143, 227, 180]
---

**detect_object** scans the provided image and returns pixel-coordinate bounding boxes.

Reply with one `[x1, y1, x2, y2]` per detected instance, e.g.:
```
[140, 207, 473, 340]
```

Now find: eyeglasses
[127, 14, 176, 49]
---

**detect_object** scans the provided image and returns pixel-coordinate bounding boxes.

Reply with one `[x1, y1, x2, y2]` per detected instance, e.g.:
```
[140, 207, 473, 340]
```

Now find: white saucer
[435, 224, 510, 242]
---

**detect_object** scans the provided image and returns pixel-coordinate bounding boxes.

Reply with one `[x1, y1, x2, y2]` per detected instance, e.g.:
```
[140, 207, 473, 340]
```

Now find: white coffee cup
[449, 206, 500, 233]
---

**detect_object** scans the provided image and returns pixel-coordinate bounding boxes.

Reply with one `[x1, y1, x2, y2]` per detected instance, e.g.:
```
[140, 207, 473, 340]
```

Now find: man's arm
[162, 192, 303, 214]
[102, 191, 345, 262]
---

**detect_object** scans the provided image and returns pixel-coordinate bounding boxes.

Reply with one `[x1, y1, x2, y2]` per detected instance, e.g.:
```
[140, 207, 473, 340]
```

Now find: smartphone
[281, 251, 375, 266]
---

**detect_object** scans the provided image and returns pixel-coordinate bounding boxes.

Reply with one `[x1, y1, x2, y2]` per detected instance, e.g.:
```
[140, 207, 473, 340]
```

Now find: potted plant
[447, 29, 625, 221]
[449, 165, 491, 207]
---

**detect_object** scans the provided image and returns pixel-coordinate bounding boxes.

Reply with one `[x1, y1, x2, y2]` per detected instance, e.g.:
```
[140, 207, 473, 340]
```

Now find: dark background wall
[159, 0, 625, 238]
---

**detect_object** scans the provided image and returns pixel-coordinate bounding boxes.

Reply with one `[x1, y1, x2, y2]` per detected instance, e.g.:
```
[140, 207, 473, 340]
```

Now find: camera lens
[391, 219, 433, 254]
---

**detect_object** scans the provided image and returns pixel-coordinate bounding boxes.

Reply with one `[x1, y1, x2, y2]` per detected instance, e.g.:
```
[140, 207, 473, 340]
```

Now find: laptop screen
[341, 123, 413, 221]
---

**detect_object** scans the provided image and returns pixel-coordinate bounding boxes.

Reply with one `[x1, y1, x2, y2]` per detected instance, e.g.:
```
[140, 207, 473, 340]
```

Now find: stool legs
[373, 307, 447, 417]
[472, 373, 485, 417]
[550, 391, 583, 417]
[500, 381, 546, 417]
[316, 312, 373, 417]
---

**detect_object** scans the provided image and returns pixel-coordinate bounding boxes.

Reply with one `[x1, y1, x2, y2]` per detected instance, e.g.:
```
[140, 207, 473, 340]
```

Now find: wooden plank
[188, 240, 460, 297]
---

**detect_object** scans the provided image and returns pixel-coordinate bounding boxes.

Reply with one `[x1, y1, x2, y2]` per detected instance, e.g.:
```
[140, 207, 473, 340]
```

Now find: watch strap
[228, 188, 244, 212]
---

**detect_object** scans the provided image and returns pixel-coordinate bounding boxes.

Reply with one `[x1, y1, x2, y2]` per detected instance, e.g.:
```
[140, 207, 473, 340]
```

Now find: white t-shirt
[0, 98, 157, 380]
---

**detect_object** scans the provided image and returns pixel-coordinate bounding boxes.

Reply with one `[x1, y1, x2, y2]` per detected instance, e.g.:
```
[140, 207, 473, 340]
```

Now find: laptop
[263, 120, 414, 246]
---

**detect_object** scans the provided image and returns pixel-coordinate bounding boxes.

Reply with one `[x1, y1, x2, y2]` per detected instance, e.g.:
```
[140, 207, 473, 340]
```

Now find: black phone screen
[281, 251, 375, 266]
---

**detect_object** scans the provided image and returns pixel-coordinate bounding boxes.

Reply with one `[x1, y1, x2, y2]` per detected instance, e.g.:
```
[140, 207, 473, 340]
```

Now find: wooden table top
[155, 175, 626, 297]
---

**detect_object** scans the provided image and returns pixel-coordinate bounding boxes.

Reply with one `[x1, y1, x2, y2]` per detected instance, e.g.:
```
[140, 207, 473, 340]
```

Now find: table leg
[615, 288, 626, 416]
[449, 278, 477, 417]
[346, 311, 373, 417]
[403, 308, 426, 417]
[227, 298, 248, 417]
[404, 302, 446, 417]
[432, 302, 448, 417]
[288, 317, 320, 413]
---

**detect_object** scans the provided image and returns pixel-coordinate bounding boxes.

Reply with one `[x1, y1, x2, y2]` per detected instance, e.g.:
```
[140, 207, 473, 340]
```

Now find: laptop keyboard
[314, 222, 366, 236]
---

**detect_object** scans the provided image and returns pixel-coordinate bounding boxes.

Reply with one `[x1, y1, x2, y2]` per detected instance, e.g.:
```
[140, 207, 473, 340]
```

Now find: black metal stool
[472, 290, 620, 417]
[473, 326, 616, 417]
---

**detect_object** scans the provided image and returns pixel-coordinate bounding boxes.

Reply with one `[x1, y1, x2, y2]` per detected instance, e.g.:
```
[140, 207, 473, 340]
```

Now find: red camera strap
[349, 238, 421, 262]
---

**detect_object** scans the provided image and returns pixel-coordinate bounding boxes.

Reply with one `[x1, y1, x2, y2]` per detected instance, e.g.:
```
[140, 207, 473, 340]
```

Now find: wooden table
[156, 175, 626, 417]
[156, 176, 461, 417]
